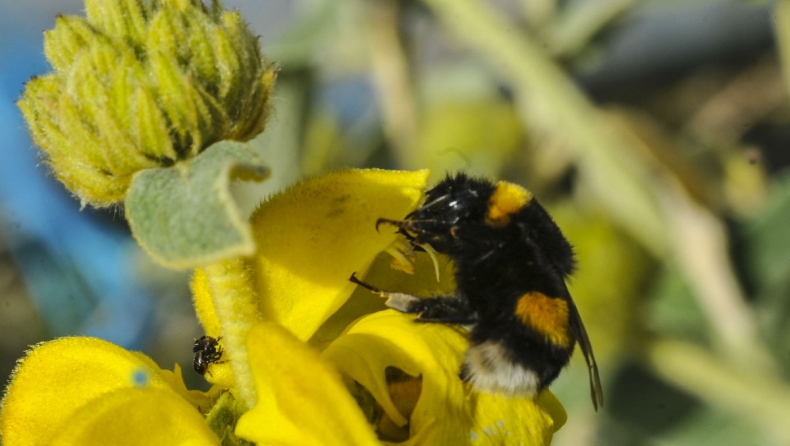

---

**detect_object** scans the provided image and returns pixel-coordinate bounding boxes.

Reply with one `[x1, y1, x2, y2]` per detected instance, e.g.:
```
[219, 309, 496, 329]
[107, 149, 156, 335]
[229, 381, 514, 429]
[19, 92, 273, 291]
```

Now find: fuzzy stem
[204, 259, 262, 409]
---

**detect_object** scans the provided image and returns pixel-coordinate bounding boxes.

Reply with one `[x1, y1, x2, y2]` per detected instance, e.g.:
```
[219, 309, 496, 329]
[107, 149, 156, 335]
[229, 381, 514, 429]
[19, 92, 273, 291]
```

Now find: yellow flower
[323, 310, 566, 444]
[0, 325, 380, 445]
[0, 337, 218, 445]
[191, 169, 430, 408]
[17, 0, 276, 207]
[193, 169, 566, 444]
[1, 169, 565, 444]
[237, 322, 380, 445]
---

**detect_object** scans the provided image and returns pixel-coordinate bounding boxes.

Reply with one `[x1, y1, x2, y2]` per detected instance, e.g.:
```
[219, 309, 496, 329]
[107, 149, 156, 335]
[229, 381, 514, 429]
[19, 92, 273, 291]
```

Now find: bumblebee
[193, 335, 224, 376]
[351, 173, 604, 410]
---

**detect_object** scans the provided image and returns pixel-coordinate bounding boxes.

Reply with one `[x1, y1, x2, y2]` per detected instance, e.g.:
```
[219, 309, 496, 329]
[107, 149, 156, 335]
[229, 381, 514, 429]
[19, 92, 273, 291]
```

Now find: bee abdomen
[460, 339, 541, 397]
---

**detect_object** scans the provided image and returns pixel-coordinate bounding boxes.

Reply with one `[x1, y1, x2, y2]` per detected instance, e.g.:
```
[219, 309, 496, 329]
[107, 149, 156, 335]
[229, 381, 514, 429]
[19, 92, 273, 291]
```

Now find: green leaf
[126, 141, 269, 269]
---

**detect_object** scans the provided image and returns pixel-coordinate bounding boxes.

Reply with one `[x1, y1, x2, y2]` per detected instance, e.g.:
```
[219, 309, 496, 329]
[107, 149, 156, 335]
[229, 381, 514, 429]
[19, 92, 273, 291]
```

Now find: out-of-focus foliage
[748, 174, 790, 369]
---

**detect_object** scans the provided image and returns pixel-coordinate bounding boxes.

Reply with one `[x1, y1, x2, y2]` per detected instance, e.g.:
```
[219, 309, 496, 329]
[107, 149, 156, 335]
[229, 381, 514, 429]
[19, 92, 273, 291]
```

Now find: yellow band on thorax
[486, 181, 532, 226]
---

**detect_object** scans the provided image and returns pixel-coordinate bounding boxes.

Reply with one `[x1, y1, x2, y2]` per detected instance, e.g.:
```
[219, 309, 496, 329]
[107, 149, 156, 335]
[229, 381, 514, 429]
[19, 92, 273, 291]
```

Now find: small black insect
[193, 335, 224, 376]
[351, 172, 604, 410]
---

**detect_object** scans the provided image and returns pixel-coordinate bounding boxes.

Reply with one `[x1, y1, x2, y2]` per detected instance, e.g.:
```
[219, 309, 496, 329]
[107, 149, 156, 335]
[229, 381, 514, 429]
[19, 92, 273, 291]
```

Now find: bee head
[378, 173, 496, 252]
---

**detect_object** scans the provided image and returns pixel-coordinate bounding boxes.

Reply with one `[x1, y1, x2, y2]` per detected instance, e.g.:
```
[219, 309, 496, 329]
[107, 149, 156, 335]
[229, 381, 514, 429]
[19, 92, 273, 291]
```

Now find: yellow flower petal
[192, 168, 429, 343]
[309, 247, 456, 350]
[236, 322, 379, 445]
[50, 387, 219, 446]
[466, 391, 565, 445]
[0, 337, 194, 445]
[322, 310, 565, 445]
[249, 168, 428, 341]
[155, 363, 215, 412]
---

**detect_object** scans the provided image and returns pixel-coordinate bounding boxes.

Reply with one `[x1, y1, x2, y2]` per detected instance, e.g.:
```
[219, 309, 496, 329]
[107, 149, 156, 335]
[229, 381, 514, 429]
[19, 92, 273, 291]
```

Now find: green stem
[548, 0, 634, 58]
[366, 0, 419, 167]
[655, 180, 777, 373]
[204, 259, 262, 410]
[648, 340, 790, 441]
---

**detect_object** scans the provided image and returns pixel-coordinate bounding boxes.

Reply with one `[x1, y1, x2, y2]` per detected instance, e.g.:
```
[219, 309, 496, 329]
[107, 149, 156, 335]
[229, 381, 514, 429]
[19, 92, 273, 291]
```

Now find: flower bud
[18, 0, 277, 207]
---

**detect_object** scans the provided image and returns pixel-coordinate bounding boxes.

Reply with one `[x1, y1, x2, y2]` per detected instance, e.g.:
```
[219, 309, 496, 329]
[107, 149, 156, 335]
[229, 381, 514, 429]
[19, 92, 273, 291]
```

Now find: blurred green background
[2, 0, 790, 445]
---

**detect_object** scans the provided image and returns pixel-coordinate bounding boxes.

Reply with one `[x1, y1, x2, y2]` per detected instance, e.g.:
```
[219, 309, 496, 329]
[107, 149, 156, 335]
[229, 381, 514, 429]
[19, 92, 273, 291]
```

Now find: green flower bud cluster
[18, 0, 277, 207]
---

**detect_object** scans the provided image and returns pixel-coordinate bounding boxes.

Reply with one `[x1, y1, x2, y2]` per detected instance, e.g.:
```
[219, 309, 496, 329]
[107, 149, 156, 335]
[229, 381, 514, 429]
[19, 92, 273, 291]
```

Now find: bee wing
[564, 285, 604, 411]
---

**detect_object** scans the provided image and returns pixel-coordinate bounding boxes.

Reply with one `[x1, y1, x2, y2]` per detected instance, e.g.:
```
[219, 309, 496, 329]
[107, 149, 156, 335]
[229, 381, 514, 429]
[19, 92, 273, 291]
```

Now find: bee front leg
[349, 273, 477, 324]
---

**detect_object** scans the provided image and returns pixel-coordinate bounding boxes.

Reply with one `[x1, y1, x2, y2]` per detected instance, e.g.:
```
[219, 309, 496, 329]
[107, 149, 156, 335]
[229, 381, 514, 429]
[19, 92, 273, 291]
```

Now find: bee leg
[349, 273, 424, 312]
[408, 296, 477, 324]
[349, 273, 477, 324]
